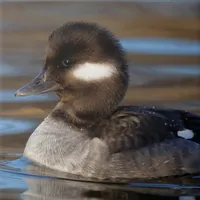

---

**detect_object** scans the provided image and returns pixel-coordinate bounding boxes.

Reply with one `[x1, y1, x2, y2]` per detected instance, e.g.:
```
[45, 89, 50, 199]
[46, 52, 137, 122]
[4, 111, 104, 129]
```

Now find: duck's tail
[180, 110, 200, 143]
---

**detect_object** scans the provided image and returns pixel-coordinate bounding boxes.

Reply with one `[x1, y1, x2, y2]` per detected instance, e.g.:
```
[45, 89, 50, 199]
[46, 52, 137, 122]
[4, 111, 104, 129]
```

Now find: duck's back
[125, 106, 200, 142]
[90, 106, 200, 179]
[92, 106, 200, 153]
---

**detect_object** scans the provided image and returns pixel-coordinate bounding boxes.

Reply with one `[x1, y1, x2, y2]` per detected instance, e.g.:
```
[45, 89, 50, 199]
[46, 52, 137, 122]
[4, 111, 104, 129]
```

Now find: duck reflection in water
[22, 175, 199, 200]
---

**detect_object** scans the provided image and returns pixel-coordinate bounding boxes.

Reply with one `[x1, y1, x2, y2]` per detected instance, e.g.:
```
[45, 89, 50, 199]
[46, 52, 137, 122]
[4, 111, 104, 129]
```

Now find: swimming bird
[15, 22, 200, 180]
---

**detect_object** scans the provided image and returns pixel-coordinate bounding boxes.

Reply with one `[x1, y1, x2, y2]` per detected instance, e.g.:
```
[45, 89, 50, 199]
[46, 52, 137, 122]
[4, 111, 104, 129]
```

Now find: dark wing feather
[124, 106, 200, 128]
[121, 106, 200, 141]
[93, 108, 176, 153]
[91, 106, 200, 153]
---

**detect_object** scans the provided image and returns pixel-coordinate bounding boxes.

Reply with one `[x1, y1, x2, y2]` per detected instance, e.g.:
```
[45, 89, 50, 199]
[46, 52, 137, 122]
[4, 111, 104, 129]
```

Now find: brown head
[15, 22, 128, 126]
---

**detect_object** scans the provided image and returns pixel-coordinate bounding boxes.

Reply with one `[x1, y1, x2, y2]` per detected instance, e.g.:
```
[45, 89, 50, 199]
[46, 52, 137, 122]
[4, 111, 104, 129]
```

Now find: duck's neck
[52, 71, 128, 129]
[51, 101, 99, 129]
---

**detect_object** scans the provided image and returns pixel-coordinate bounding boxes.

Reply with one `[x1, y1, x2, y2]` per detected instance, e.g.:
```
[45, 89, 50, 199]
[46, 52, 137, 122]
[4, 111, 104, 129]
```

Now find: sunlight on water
[0, 118, 36, 135]
[121, 38, 200, 55]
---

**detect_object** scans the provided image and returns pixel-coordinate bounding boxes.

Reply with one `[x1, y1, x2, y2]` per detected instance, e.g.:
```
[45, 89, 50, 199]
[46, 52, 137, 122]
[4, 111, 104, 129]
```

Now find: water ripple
[0, 118, 36, 135]
[121, 38, 200, 55]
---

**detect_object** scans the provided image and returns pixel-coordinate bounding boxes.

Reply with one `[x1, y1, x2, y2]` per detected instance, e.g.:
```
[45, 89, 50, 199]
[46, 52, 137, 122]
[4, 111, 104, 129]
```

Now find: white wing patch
[72, 62, 117, 81]
[177, 129, 194, 139]
[179, 196, 196, 200]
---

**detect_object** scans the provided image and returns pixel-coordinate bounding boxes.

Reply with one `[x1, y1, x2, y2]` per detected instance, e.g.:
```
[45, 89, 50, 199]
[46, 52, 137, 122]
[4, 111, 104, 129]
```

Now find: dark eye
[61, 59, 70, 67]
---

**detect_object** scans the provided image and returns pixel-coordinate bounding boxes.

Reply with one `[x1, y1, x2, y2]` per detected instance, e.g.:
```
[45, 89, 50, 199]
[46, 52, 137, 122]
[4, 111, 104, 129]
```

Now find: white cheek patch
[177, 129, 194, 139]
[72, 62, 117, 81]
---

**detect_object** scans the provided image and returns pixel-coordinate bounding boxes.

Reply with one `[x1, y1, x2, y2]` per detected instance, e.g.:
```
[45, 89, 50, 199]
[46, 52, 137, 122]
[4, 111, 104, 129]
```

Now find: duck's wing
[121, 106, 200, 142]
[108, 138, 200, 179]
[94, 108, 176, 153]
[94, 106, 200, 154]
[154, 108, 200, 139]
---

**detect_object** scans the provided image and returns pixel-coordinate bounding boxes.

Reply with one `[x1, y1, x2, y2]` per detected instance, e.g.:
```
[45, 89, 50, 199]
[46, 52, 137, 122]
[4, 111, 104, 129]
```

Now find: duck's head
[15, 22, 128, 123]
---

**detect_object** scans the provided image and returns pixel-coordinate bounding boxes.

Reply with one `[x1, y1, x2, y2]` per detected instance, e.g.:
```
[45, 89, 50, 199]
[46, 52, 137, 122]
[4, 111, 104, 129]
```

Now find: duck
[15, 22, 200, 180]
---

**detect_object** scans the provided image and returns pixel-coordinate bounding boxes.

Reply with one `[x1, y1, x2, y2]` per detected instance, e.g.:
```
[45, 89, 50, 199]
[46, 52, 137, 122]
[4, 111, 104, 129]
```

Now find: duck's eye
[61, 59, 70, 67]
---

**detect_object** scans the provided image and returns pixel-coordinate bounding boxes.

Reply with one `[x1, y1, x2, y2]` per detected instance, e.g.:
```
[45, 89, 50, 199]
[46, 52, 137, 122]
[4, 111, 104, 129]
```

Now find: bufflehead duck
[15, 22, 200, 180]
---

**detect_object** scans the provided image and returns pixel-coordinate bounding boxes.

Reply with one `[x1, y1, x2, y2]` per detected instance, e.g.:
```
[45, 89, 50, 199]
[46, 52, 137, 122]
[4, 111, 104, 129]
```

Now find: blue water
[0, 63, 40, 77]
[0, 118, 36, 135]
[0, 90, 57, 102]
[1, 6, 200, 199]
[148, 65, 200, 76]
[121, 38, 200, 55]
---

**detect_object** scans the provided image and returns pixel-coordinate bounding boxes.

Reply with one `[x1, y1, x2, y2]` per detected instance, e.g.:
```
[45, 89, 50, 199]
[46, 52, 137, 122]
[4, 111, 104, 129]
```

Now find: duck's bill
[15, 70, 61, 97]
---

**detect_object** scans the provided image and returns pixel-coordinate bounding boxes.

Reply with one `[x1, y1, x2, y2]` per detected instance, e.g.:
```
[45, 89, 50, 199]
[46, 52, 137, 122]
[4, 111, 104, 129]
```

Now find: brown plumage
[15, 22, 200, 180]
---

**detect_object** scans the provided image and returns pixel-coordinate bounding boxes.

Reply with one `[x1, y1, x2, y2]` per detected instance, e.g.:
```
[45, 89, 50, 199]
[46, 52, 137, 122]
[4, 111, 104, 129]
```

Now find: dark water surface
[0, 2, 200, 200]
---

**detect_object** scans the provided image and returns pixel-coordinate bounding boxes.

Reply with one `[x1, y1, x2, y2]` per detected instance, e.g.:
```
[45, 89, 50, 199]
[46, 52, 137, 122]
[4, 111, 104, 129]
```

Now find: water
[0, 119, 35, 135]
[121, 38, 200, 55]
[1, 157, 200, 200]
[0, 2, 200, 200]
